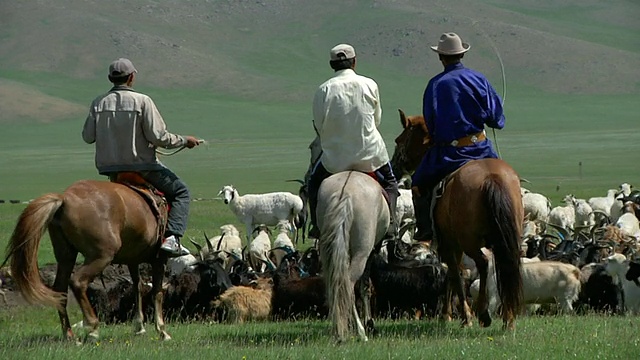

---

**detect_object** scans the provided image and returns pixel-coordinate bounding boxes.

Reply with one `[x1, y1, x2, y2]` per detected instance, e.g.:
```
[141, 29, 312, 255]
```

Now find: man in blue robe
[412, 32, 506, 241]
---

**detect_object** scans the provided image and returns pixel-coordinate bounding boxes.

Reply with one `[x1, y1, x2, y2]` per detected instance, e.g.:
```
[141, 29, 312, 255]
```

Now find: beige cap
[330, 44, 356, 61]
[108, 58, 137, 77]
[430, 33, 470, 55]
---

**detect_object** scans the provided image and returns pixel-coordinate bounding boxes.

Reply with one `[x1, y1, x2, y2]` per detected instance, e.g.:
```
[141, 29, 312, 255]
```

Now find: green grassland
[0, 0, 639, 356]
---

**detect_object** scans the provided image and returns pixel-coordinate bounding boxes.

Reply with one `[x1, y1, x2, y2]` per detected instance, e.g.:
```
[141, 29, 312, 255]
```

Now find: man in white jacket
[308, 44, 399, 239]
[82, 58, 200, 256]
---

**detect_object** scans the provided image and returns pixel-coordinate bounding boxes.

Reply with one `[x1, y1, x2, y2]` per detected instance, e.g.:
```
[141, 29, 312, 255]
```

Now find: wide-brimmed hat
[108, 58, 137, 77]
[430, 33, 470, 55]
[330, 44, 356, 61]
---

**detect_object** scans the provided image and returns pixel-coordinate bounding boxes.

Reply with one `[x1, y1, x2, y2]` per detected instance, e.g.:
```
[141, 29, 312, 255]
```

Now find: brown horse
[2, 179, 172, 342]
[390, 109, 523, 329]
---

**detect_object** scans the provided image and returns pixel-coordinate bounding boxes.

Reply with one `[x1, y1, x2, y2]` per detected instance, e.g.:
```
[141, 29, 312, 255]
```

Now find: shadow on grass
[206, 318, 508, 346]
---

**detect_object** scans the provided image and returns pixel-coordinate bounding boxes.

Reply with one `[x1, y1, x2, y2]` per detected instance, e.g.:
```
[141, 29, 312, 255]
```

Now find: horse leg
[151, 257, 171, 341]
[49, 227, 78, 341]
[350, 253, 371, 342]
[69, 256, 112, 341]
[469, 250, 492, 327]
[127, 264, 146, 335]
[443, 249, 473, 326]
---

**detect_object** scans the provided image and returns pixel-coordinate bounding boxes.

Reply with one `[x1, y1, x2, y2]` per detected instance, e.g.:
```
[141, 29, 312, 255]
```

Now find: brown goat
[212, 277, 273, 323]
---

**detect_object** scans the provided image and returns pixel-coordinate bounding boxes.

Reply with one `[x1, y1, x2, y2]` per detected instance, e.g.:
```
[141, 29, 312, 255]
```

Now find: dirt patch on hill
[0, 79, 85, 123]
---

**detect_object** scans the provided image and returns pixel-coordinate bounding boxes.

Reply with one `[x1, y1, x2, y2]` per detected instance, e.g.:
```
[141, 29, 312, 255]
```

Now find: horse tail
[3, 193, 66, 310]
[482, 175, 523, 318]
[318, 192, 354, 342]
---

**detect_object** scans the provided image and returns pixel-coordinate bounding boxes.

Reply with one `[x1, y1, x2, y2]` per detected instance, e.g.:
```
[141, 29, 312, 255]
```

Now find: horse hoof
[365, 319, 377, 336]
[135, 328, 147, 336]
[161, 332, 172, 341]
[478, 312, 492, 327]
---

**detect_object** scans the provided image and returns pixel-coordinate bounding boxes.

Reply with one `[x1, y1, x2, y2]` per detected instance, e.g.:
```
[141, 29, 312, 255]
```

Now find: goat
[615, 201, 640, 240]
[286, 179, 309, 244]
[269, 220, 296, 268]
[248, 225, 275, 273]
[162, 259, 235, 321]
[548, 194, 576, 235]
[218, 185, 303, 244]
[271, 255, 327, 320]
[521, 187, 552, 223]
[575, 262, 622, 314]
[626, 259, 640, 286]
[486, 254, 581, 314]
[605, 253, 640, 314]
[213, 277, 273, 323]
[610, 183, 634, 224]
[166, 254, 199, 277]
[588, 189, 617, 223]
[572, 196, 595, 233]
[368, 242, 446, 319]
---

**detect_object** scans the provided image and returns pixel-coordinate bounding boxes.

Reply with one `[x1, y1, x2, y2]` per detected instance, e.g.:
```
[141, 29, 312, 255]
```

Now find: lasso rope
[156, 139, 206, 156]
[471, 20, 507, 159]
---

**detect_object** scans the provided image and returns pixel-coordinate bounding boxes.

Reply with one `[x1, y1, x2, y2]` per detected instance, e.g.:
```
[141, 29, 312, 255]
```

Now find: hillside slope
[0, 0, 637, 106]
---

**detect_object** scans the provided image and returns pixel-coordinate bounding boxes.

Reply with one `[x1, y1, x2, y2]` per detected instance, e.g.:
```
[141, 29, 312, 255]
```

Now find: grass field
[0, 305, 638, 359]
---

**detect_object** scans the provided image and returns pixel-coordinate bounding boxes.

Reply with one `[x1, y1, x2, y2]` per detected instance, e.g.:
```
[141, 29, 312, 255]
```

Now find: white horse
[316, 171, 390, 342]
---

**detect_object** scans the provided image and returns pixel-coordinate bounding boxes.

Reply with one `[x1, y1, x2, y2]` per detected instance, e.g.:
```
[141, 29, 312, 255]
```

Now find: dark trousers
[308, 162, 399, 234]
[110, 168, 191, 238]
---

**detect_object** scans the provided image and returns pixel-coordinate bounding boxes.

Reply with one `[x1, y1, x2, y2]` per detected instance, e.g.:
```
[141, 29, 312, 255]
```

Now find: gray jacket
[82, 86, 185, 174]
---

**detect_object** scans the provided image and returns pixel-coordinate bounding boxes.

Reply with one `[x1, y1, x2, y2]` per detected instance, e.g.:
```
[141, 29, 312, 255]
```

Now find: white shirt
[312, 69, 389, 173]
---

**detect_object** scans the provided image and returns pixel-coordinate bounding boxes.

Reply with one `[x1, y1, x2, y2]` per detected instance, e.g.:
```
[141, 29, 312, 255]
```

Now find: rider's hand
[411, 186, 421, 198]
[184, 136, 200, 149]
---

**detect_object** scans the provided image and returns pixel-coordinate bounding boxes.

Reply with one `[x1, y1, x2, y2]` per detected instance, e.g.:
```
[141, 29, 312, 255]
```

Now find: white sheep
[271, 220, 296, 267]
[484, 253, 581, 314]
[521, 187, 551, 223]
[610, 183, 633, 223]
[571, 196, 595, 232]
[249, 225, 275, 273]
[548, 194, 576, 234]
[605, 253, 640, 314]
[205, 224, 244, 265]
[588, 189, 617, 222]
[218, 185, 303, 244]
[166, 254, 199, 276]
[615, 208, 640, 239]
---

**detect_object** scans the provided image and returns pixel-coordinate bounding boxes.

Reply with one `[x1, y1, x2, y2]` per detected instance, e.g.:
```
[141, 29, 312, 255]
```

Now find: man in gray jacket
[82, 58, 200, 257]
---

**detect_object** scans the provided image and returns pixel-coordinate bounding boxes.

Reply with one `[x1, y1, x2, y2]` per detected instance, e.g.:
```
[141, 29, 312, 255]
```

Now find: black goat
[626, 260, 640, 286]
[86, 259, 233, 323]
[575, 263, 623, 315]
[286, 179, 309, 244]
[368, 243, 447, 319]
[270, 254, 327, 320]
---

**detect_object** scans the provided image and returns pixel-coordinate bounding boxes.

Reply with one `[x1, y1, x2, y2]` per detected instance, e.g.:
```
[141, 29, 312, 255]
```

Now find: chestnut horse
[2, 180, 172, 342]
[390, 109, 523, 329]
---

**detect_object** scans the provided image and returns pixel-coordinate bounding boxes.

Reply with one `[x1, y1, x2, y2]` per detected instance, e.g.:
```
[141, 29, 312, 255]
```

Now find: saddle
[111, 172, 169, 246]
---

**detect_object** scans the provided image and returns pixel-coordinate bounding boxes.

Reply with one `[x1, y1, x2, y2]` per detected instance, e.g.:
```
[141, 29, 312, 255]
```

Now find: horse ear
[398, 109, 408, 129]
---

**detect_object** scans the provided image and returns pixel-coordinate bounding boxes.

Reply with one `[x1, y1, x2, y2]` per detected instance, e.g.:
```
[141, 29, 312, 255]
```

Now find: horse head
[390, 109, 431, 179]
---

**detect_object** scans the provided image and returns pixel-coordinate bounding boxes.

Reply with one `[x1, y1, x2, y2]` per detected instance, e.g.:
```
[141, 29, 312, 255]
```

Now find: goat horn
[216, 233, 225, 251]
[204, 231, 214, 252]
[189, 237, 203, 253]
[519, 177, 532, 184]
